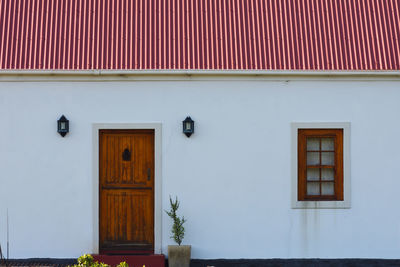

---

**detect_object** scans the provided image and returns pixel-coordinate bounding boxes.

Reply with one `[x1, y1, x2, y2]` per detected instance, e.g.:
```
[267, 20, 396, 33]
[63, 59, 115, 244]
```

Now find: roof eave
[1, 70, 400, 81]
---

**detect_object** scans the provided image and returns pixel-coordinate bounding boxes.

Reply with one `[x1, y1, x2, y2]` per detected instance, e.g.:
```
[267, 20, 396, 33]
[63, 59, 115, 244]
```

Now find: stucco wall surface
[0, 77, 400, 259]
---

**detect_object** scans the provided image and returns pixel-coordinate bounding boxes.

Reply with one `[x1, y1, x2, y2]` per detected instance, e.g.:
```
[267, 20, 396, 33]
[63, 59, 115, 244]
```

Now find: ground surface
[2, 258, 400, 267]
[190, 259, 400, 267]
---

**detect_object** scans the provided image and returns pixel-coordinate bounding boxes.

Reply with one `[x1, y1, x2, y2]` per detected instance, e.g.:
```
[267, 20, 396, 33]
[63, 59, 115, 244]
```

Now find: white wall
[1, 75, 400, 259]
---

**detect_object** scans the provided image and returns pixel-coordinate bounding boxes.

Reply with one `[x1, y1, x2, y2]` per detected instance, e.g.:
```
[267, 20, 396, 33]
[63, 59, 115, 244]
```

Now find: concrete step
[92, 254, 165, 267]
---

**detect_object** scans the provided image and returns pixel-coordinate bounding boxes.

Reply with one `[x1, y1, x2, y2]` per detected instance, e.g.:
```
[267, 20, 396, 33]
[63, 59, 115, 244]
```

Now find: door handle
[147, 168, 151, 181]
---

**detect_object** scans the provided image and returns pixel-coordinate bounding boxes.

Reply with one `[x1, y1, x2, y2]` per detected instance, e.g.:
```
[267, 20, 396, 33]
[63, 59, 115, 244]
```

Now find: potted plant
[165, 196, 191, 267]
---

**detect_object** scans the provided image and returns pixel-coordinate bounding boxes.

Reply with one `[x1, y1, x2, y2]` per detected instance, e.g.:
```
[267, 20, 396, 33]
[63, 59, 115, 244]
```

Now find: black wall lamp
[183, 116, 194, 137]
[57, 115, 69, 137]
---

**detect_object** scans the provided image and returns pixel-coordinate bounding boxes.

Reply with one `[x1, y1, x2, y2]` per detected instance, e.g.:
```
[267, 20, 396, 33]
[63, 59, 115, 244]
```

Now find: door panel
[99, 129, 154, 253]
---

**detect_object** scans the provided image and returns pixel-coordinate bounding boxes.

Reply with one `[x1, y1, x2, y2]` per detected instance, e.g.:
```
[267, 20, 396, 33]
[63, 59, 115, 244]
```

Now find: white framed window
[291, 122, 351, 209]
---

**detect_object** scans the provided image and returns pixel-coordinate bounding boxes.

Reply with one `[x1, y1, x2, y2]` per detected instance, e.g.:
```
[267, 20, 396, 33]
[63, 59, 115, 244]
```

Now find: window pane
[307, 182, 320, 195]
[307, 168, 320, 181]
[321, 152, 334, 165]
[321, 168, 334, 180]
[321, 182, 334, 195]
[321, 138, 334, 151]
[307, 152, 320, 165]
[307, 138, 320, 150]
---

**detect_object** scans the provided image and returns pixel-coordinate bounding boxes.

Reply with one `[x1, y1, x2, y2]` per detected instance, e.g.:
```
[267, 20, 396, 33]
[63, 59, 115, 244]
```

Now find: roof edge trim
[1, 70, 400, 82]
[1, 70, 400, 76]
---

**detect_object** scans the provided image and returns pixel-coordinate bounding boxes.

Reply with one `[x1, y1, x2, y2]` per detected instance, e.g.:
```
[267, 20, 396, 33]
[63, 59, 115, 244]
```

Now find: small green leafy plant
[70, 254, 131, 267]
[165, 196, 186, 246]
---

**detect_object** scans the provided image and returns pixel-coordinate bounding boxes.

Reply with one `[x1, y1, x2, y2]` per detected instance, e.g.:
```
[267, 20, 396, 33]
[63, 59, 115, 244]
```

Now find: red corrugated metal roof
[0, 0, 399, 70]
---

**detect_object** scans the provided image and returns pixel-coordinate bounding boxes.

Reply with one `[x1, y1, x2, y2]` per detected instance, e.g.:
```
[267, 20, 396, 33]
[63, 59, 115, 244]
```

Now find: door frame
[92, 123, 162, 254]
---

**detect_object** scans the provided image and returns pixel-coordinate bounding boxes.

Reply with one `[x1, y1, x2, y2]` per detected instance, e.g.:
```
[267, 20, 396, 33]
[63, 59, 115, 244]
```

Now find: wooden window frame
[297, 129, 343, 201]
[291, 122, 350, 209]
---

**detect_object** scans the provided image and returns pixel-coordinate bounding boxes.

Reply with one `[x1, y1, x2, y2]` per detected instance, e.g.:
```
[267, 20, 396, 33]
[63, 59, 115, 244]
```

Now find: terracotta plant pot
[168, 245, 191, 267]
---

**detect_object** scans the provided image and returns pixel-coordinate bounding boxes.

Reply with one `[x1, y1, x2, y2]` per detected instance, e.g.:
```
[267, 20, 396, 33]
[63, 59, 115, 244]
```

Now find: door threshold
[99, 249, 155, 255]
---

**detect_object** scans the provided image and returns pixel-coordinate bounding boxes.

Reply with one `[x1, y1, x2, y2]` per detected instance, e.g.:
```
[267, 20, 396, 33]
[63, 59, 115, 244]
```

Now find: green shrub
[165, 196, 186, 246]
[70, 254, 133, 267]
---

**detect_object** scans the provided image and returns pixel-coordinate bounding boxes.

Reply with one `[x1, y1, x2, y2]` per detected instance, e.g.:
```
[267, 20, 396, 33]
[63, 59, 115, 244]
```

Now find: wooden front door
[99, 129, 154, 253]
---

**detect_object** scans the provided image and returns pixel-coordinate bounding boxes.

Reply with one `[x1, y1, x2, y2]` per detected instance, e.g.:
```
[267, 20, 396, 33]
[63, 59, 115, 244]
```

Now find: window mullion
[319, 138, 322, 197]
